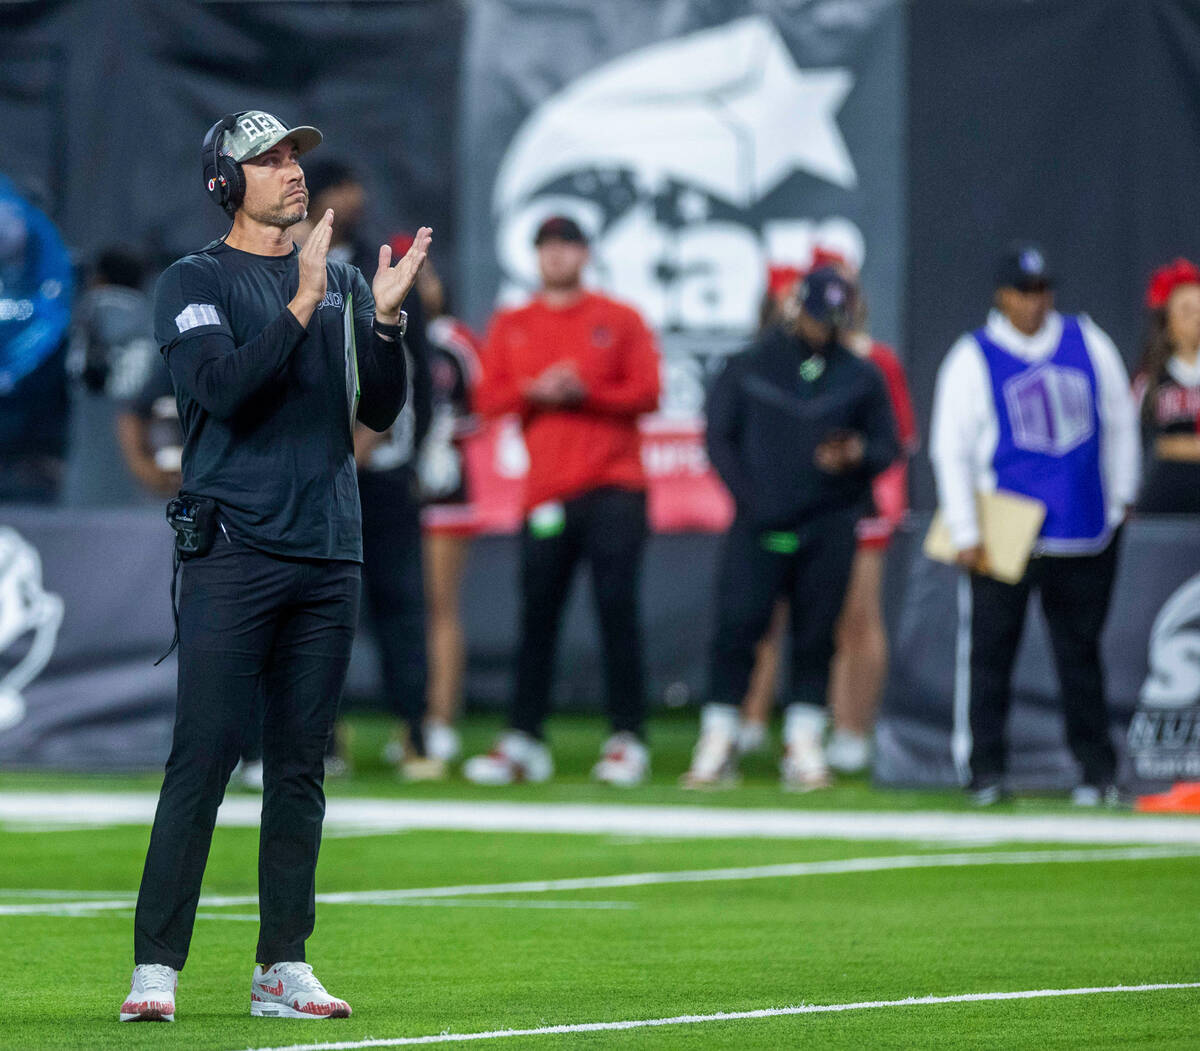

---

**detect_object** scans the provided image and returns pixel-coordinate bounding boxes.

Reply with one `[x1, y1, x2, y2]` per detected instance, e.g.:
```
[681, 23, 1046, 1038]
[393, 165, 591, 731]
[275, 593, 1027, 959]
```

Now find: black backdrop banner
[0, 0, 463, 276]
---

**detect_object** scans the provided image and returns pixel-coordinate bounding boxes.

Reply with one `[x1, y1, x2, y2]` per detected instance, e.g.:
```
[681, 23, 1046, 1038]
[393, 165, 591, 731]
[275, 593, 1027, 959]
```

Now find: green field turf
[0, 712, 1197, 1050]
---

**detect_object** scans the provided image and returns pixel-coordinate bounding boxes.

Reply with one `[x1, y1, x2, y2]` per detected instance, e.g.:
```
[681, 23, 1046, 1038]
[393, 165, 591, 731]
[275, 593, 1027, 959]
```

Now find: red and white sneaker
[250, 961, 352, 1019]
[591, 732, 649, 786]
[119, 963, 177, 1022]
[462, 730, 553, 785]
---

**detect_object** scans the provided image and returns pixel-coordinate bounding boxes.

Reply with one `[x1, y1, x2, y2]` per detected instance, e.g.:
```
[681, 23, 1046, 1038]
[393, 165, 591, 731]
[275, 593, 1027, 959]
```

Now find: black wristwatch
[373, 311, 407, 339]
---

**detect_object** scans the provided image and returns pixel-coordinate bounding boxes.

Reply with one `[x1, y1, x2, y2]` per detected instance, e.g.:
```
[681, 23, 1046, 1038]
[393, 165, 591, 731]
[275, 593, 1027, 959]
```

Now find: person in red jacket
[464, 216, 661, 786]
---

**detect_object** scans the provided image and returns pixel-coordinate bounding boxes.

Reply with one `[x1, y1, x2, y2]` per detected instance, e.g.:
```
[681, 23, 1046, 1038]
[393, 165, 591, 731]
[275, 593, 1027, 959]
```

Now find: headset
[200, 112, 246, 217]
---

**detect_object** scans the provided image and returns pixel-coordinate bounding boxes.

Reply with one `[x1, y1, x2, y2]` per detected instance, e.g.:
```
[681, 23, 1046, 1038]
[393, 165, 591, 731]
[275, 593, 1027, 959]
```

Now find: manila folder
[923, 490, 1047, 584]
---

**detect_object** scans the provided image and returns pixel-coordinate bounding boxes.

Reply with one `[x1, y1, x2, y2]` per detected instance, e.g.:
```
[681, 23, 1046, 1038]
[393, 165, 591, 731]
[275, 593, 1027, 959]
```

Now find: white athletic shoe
[250, 961, 352, 1019]
[781, 704, 832, 791]
[592, 732, 650, 786]
[681, 704, 740, 788]
[119, 963, 177, 1022]
[463, 731, 553, 785]
[400, 755, 448, 782]
[424, 721, 462, 763]
[736, 719, 768, 756]
[1071, 783, 1120, 808]
[233, 758, 265, 792]
[825, 729, 871, 774]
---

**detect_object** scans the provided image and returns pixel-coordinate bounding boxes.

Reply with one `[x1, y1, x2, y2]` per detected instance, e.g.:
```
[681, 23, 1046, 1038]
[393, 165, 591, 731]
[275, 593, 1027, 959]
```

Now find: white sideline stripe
[3, 792, 1200, 844]
[0, 845, 1194, 916]
[232, 982, 1200, 1050]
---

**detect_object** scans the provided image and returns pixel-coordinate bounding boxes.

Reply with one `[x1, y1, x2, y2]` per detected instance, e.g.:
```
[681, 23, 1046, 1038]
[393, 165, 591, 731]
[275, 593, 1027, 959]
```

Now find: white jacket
[930, 309, 1140, 554]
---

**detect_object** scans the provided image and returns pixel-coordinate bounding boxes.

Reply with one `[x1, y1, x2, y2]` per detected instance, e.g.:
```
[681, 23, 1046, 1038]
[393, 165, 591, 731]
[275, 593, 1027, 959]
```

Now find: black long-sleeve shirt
[153, 240, 407, 561]
[706, 325, 899, 529]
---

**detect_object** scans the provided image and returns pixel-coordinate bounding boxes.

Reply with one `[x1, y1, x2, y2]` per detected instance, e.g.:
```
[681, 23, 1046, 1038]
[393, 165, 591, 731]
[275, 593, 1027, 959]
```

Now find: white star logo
[721, 26, 856, 195]
[494, 15, 858, 213]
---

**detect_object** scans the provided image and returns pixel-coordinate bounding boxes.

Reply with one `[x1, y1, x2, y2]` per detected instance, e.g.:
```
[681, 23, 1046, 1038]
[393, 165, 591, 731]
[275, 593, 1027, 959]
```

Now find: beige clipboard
[924, 489, 1047, 584]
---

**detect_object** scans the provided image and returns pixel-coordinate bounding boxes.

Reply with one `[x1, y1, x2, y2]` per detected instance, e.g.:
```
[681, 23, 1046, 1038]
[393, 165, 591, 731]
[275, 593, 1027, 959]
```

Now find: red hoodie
[476, 292, 661, 511]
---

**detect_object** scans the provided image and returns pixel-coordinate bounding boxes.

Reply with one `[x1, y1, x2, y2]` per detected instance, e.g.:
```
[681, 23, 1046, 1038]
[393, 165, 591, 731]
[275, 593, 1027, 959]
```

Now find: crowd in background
[3, 165, 1199, 799]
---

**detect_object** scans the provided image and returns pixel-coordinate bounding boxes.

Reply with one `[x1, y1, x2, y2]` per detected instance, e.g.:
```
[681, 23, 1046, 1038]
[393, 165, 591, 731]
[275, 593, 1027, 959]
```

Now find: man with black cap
[930, 243, 1139, 806]
[119, 109, 431, 1022]
[684, 266, 899, 789]
[463, 214, 660, 786]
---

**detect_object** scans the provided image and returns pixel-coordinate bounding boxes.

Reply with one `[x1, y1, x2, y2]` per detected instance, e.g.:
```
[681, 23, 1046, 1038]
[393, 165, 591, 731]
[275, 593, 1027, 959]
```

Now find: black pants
[359, 467, 427, 753]
[709, 509, 859, 710]
[134, 540, 360, 970]
[511, 487, 647, 739]
[963, 533, 1121, 787]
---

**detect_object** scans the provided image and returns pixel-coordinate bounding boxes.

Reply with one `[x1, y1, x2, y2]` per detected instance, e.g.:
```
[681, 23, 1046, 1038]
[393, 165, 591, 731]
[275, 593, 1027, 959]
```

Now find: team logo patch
[174, 303, 221, 334]
[1002, 364, 1094, 456]
[320, 290, 344, 310]
[1019, 248, 1046, 276]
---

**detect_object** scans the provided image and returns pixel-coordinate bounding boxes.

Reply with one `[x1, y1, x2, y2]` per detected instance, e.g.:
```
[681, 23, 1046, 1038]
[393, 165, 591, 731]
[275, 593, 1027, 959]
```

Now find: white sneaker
[250, 961, 351, 1019]
[463, 731, 553, 785]
[119, 963, 177, 1022]
[592, 732, 649, 786]
[400, 755, 447, 782]
[324, 754, 351, 778]
[1071, 783, 1120, 808]
[736, 720, 768, 756]
[234, 758, 264, 792]
[781, 704, 831, 791]
[825, 729, 871, 774]
[681, 705, 740, 788]
[381, 737, 406, 768]
[425, 721, 461, 762]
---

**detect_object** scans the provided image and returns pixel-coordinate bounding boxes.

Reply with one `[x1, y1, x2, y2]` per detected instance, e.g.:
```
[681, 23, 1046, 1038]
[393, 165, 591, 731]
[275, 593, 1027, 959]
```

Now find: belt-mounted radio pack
[156, 494, 221, 665]
[165, 494, 219, 559]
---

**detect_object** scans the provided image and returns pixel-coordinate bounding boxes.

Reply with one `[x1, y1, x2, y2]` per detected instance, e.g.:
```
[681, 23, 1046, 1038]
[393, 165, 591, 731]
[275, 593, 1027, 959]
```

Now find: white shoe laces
[133, 963, 175, 992]
[272, 962, 329, 996]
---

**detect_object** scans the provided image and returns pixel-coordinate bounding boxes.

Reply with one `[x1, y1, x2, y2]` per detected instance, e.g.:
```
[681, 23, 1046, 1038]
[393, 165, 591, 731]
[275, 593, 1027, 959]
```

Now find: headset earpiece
[200, 113, 246, 217]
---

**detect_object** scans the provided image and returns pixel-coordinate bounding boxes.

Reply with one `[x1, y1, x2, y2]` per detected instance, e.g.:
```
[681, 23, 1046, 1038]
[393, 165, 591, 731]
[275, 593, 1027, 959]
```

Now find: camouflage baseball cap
[219, 110, 322, 163]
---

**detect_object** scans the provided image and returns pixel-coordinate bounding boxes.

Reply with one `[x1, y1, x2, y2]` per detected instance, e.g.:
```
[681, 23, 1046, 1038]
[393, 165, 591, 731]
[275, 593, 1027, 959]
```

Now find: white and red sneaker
[250, 961, 351, 1019]
[591, 732, 649, 786]
[462, 731, 553, 785]
[119, 963, 177, 1022]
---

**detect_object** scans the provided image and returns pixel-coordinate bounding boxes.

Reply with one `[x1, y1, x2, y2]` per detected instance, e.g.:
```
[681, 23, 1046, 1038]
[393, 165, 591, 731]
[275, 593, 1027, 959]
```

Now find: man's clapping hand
[524, 362, 587, 407]
[373, 227, 433, 324]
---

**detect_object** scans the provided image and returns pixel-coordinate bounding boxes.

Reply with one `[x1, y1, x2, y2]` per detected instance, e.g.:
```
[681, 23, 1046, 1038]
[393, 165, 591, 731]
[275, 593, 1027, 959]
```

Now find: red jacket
[476, 292, 661, 511]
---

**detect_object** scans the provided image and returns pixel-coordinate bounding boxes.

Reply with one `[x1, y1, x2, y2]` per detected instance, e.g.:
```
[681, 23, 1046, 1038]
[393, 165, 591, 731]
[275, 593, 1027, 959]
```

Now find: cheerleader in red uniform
[1135, 258, 1200, 514]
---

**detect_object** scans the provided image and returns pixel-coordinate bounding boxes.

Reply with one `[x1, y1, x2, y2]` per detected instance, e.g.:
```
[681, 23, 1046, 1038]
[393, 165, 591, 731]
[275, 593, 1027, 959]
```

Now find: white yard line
[2, 792, 1200, 844]
[0, 845, 1194, 917]
[309, 845, 1200, 901]
[231, 982, 1200, 1050]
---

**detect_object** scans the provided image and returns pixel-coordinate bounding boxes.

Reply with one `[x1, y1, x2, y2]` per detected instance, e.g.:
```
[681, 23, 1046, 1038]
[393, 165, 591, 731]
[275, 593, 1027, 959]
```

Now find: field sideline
[0, 713, 1196, 1049]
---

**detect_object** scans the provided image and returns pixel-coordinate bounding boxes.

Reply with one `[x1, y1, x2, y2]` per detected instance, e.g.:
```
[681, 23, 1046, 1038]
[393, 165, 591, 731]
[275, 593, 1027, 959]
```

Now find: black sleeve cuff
[281, 307, 309, 339]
